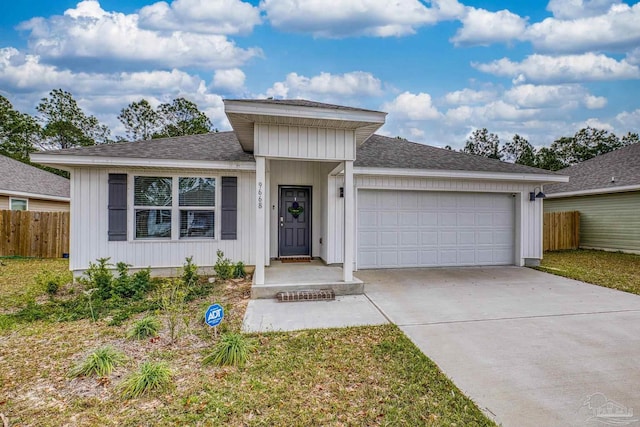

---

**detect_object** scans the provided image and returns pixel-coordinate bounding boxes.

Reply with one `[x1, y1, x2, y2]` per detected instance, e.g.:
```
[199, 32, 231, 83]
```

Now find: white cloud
[261, 0, 464, 38]
[615, 108, 640, 129]
[451, 7, 528, 46]
[504, 84, 607, 109]
[444, 88, 497, 105]
[382, 92, 441, 120]
[546, 0, 622, 19]
[0, 46, 230, 134]
[212, 68, 246, 91]
[265, 71, 383, 99]
[580, 117, 615, 130]
[474, 53, 640, 83]
[18, 0, 261, 70]
[584, 95, 607, 109]
[138, 0, 261, 35]
[527, 3, 640, 53]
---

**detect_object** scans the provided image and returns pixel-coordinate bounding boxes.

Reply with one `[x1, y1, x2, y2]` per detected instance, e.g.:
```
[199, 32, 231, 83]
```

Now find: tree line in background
[459, 127, 639, 171]
[1, 88, 639, 174]
[0, 89, 215, 171]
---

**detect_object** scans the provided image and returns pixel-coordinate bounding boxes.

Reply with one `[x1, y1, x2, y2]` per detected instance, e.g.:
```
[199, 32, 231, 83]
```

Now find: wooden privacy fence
[0, 210, 70, 258]
[544, 211, 580, 251]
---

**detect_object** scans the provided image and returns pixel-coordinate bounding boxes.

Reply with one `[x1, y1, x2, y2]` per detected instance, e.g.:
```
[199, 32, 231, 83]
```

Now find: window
[179, 177, 215, 238]
[132, 175, 216, 240]
[10, 198, 27, 211]
[134, 176, 172, 239]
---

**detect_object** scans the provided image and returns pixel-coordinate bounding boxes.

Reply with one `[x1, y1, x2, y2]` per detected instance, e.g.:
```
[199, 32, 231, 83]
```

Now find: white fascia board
[224, 100, 387, 124]
[30, 154, 257, 171]
[353, 167, 570, 183]
[1, 189, 70, 202]
[546, 184, 640, 199]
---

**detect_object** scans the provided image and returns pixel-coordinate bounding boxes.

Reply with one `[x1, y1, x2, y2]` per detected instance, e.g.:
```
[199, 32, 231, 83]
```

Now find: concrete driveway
[359, 267, 640, 427]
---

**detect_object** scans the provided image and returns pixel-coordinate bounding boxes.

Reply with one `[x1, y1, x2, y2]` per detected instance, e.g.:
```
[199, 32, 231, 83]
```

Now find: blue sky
[1, 0, 639, 149]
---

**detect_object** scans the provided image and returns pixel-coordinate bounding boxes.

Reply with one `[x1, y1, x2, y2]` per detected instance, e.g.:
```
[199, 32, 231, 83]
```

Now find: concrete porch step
[251, 279, 364, 299]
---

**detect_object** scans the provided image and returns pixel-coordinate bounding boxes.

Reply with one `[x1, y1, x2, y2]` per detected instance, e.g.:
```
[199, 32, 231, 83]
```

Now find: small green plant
[202, 332, 255, 367]
[82, 257, 114, 300]
[35, 270, 71, 297]
[119, 361, 173, 399]
[182, 256, 199, 288]
[232, 261, 246, 279]
[127, 315, 162, 340]
[112, 263, 151, 299]
[158, 280, 188, 343]
[69, 345, 127, 378]
[214, 250, 234, 280]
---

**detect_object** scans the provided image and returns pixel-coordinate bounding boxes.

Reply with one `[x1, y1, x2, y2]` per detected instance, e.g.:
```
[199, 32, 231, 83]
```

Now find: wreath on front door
[288, 201, 304, 218]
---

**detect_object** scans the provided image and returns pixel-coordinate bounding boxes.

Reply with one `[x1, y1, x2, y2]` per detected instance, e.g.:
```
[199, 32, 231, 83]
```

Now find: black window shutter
[108, 174, 128, 241]
[220, 176, 237, 240]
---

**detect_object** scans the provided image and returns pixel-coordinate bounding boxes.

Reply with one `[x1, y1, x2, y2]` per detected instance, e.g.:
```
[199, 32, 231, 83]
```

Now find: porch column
[343, 160, 354, 282]
[255, 156, 266, 285]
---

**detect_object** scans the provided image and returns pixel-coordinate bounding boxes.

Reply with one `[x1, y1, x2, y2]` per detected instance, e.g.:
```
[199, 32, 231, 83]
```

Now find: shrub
[35, 270, 72, 296]
[232, 261, 246, 279]
[112, 263, 151, 299]
[119, 361, 172, 399]
[69, 345, 127, 378]
[158, 280, 188, 343]
[182, 256, 199, 288]
[82, 257, 114, 300]
[202, 332, 255, 367]
[214, 250, 234, 280]
[127, 315, 162, 340]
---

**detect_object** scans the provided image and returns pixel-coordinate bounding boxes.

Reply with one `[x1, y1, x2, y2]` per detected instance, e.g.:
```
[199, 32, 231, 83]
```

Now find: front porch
[251, 259, 364, 299]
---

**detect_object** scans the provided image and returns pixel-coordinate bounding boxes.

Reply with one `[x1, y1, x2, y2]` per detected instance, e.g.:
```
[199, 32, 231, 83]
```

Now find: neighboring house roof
[33, 131, 561, 177]
[0, 154, 70, 199]
[35, 132, 255, 163]
[355, 135, 560, 175]
[224, 98, 384, 114]
[545, 143, 640, 196]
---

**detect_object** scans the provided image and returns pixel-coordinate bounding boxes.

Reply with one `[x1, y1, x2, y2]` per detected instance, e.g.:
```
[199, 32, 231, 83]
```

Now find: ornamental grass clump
[127, 315, 161, 340]
[202, 332, 255, 367]
[69, 345, 127, 378]
[119, 361, 173, 399]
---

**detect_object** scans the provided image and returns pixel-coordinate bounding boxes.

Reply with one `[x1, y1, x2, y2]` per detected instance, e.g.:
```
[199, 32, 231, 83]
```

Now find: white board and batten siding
[70, 167, 256, 273]
[254, 124, 356, 161]
[326, 174, 543, 268]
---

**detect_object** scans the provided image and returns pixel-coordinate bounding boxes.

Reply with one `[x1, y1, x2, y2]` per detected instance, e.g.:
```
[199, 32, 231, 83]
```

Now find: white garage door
[357, 190, 515, 269]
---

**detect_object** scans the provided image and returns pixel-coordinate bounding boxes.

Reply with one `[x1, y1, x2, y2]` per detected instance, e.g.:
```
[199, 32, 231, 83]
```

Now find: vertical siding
[545, 191, 640, 253]
[268, 160, 335, 258]
[70, 167, 256, 273]
[341, 175, 544, 266]
[255, 124, 355, 161]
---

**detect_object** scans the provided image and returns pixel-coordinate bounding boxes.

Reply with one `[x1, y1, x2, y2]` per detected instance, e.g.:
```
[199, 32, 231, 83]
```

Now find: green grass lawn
[0, 257, 496, 426]
[539, 249, 640, 295]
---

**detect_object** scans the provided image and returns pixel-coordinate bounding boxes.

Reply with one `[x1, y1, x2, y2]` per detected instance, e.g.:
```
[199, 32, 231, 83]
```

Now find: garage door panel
[358, 190, 515, 269]
[401, 231, 418, 245]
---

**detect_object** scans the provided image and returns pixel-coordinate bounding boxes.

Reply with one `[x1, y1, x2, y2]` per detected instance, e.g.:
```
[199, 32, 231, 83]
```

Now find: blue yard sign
[205, 303, 224, 327]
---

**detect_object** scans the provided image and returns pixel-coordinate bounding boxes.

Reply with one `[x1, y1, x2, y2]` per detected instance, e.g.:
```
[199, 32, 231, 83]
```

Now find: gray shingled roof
[545, 143, 640, 194]
[355, 135, 560, 175]
[0, 155, 70, 198]
[35, 131, 560, 176]
[37, 131, 255, 162]
[225, 98, 385, 114]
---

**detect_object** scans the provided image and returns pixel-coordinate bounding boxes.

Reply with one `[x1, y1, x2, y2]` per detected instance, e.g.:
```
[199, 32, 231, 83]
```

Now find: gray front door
[279, 187, 311, 257]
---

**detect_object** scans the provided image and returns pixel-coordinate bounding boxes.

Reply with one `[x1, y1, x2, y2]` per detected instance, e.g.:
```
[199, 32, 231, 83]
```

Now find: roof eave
[224, 100, 387, 152]
[546, 184, 640, 199]
[0, 189, 70, 202]
[30, 154, 257, 171]
[354, 166, 570, 183]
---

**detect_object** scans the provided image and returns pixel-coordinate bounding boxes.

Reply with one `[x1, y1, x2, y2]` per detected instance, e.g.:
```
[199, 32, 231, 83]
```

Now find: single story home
[32, 99, 567, 290]
[0, 154, 70, 212]
[545, 142, 640, 254]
